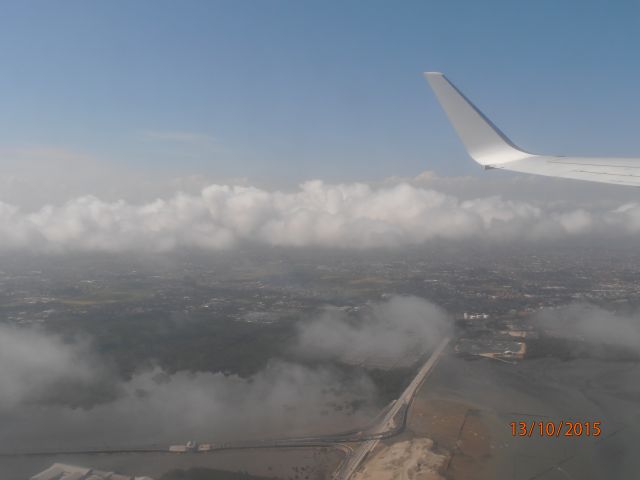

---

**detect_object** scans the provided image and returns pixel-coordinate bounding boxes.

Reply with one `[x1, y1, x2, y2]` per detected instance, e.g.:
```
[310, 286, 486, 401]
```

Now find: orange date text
[510, 420, 602, 438]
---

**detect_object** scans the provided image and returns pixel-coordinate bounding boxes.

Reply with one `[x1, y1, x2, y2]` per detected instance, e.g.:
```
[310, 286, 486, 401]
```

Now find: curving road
[333, 336, 451, 479]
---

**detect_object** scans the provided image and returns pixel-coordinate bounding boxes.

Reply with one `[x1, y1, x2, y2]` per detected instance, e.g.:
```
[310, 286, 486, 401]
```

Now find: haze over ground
[3, 2, 640, 479]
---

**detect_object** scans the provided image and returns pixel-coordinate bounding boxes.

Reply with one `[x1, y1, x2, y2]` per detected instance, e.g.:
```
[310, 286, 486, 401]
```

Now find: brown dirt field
[406, 396, 494, 480]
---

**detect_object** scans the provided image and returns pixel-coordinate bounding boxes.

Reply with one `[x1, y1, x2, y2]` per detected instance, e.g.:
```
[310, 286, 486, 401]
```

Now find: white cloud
[296, 296, 450, 361]
[0, 326, 96, 407]
[3, 179, 640, 252]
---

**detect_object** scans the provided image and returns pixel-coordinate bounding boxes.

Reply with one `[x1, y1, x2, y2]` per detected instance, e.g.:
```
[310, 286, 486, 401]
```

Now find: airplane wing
[425, 72, 640, 187]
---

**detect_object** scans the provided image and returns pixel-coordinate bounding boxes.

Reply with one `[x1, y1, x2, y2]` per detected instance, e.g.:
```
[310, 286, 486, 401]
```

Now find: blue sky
[2, 0, 640, 185]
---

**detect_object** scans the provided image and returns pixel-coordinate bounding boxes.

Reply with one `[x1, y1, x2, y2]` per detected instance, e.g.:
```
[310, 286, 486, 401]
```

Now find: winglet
[424, 72, 532, 166]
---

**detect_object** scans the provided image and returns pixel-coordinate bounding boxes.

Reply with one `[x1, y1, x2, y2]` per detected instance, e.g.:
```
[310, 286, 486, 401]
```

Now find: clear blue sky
[2, 0, 640, 185]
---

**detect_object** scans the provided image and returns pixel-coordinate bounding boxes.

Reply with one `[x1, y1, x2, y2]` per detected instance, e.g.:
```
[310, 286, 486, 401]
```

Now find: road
[333, 336, 451, 479]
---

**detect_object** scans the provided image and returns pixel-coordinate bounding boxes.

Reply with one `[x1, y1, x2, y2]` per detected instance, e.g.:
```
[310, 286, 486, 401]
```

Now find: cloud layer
[0, 323, 377, 451]
[296, 296, 450, 361]
[534, 304, 640, 351]
[4, 179, 640, 252]
[0, 295, 450, 451]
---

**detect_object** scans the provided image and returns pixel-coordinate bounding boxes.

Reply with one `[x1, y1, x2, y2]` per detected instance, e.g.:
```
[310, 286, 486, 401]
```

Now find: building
[463, 312, 489, 320]
[169, 440, 198, 453]
[30, 463, 154, 480]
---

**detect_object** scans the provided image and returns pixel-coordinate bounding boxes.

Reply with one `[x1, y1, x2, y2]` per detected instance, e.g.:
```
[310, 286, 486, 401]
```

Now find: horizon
[2, 0, 640, 193]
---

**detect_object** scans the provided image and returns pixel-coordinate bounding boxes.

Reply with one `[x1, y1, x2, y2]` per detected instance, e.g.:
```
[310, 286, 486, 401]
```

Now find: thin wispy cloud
[0, 147, 94, 163]
[141, 130, 217, 145]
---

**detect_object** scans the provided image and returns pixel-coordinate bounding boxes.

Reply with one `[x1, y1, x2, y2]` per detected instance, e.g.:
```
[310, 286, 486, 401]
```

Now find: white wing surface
[425, 72, 640, 187]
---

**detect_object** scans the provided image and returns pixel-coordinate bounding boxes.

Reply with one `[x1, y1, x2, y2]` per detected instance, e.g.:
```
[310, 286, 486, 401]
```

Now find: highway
[333, 336, 451, 480]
